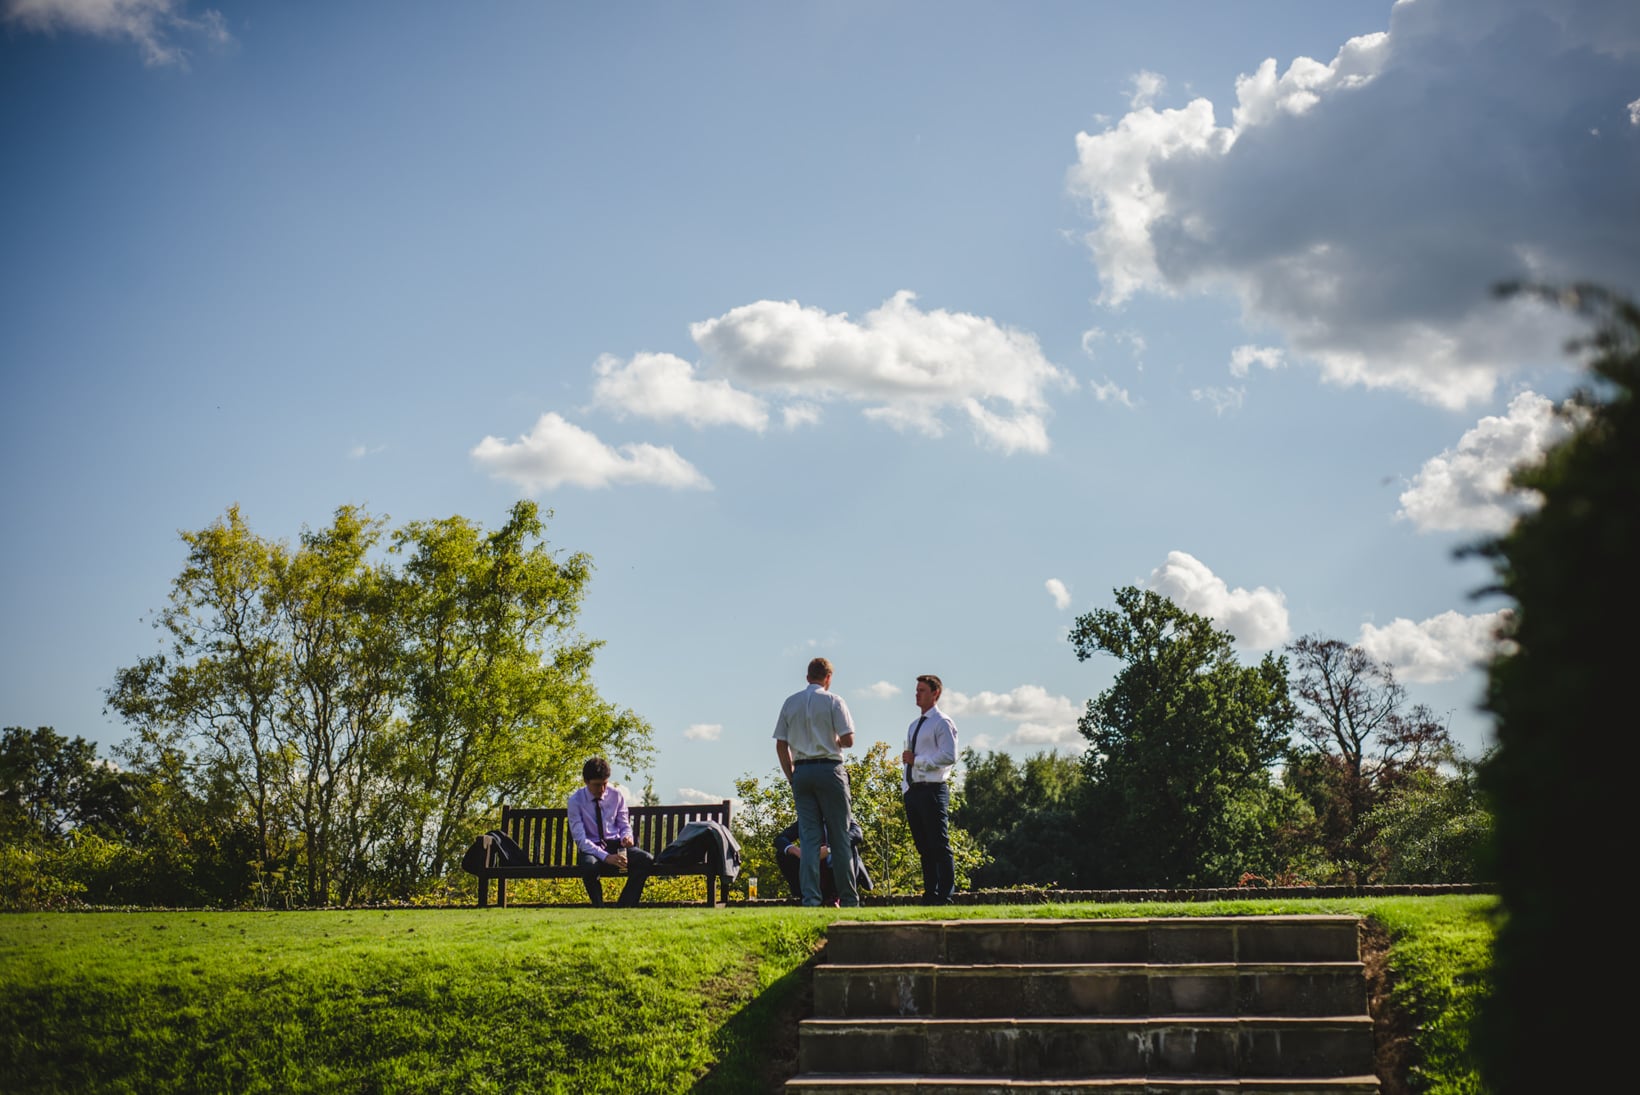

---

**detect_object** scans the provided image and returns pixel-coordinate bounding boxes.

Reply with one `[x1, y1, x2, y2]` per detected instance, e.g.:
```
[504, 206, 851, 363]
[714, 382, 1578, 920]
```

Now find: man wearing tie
[567, 755, 654, 907]
[902, 674, 958, 905]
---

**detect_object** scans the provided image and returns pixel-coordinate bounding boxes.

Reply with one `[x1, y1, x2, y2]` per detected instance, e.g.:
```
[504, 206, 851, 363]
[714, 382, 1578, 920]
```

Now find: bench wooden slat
[475, 800, 733, 908]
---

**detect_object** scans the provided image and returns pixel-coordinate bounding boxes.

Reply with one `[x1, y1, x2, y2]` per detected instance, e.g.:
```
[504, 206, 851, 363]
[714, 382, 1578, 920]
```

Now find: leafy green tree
[379, 500, 652, 892]
[1469, 284, 1640, 1095]
[1069, 587, 1303, 887]
[0, 726, 136, 845]
[107, 505, 295, 880]
[730, 768, 794, 897]
[271, 506, 398, 905]
[107, 500, 650, 905]
[953, 748, 1083, 888]
[1284, 635, 1457, 883]
[1362, 749, 1493, 884]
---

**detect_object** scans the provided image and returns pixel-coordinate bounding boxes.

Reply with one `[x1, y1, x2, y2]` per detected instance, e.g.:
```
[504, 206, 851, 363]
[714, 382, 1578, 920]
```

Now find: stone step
[813, 962, 1367, 1018]
[784, 1075, 1382, 1093]
[822, 917, 1362, 968]
[796, 1017, 1377, 1079]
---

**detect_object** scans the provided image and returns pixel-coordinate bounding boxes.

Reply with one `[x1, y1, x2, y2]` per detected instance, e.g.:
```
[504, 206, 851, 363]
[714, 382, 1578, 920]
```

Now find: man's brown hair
[917, 674, 943, 696]
[807, 657, 833, 683]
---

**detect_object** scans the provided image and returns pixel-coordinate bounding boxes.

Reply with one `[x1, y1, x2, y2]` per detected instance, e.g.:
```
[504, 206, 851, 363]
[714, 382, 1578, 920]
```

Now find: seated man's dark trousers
[577, 843, 655, 907]
[774, 841, 837, 902]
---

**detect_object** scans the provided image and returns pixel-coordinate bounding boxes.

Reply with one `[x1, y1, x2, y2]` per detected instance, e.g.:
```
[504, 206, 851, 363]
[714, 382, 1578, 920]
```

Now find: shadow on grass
[690, 957, 816, 1094]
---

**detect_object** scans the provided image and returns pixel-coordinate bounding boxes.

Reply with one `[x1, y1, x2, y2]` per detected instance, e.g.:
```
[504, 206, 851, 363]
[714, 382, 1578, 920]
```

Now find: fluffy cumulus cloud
[1357, 609, 1513, 683]
[944, 685, 1082, 749]
[1398, 390, 1579, 533]
[688, 291, 1077, 454]
[678, 787, 739, 812]
[1145, 551, 1291, 650]
[863, 681, 902, 699]
[1045, 578, 1072, 611]
[1067, 0, 1640, 409]
[590, 352, 770, 431]
[1230, 345, 1286, 378]
[471, 412, 711, 492]
[683, 723, 722, 742]
[3, 0, 229, 67]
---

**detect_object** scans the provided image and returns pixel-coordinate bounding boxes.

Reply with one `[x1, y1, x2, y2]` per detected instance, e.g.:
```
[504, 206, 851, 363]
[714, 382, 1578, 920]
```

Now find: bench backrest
[499, 801, 733, 868]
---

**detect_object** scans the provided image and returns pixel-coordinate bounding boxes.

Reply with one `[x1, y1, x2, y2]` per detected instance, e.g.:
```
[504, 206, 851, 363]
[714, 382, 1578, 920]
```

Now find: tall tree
[271, 505, 397, 905]
[107, 506, 293, 877]
[953, 748, 1083, 888]
[1069, 587, 1302, 887]
[381, 500, 651, 891]
[1469, 284, 1640, 1095]
[0, 726, 136, 845]
[1284, 634, 1456, 882]
[1361, 747, 1492, 884]
[108, 500, 650, 904]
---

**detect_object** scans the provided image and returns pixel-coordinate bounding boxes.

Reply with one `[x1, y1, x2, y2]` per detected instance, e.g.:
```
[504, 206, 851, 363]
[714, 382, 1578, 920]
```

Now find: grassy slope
[0, 896, 1496, 1094]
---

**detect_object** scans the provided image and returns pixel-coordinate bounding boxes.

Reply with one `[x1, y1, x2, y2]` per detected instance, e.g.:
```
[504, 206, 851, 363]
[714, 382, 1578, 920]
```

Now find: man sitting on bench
[567, 756, 653, 907]
[773, 815, 871, 906]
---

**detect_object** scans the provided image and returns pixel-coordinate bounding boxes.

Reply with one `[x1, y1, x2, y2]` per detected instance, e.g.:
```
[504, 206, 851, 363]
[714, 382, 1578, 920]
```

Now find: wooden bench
[474, 800, 734, 908]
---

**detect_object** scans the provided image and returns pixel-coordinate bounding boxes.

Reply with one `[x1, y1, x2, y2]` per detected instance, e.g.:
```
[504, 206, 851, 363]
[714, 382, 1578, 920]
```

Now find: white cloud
[690, 290, 1077, 454]
[1145, 551, 1291, 650]
[471, 412, 711, 492]
[1230, 345, 1286, 378]
[944, 685, 1082, 749]
[1357, 609, 1513, 683]
[683, 723, 722, 742]
[590, 351, 769, 431]
[346, 442, 386, 460]
[1128, 69, 1167, 110]
[781, 402, 822, 429]
[4, 0, 229, 67]
[1192, 385, 1246, 415]
[1077, 328, 1139, 406]
[1398, 390, 1578, 533]
[863, 681, 902, 699]
[1089, 378, 1136, 406]
[1045, 578, 1072, 611]
[677, 787, 740, 813]
[1067, 0, 1634, 409]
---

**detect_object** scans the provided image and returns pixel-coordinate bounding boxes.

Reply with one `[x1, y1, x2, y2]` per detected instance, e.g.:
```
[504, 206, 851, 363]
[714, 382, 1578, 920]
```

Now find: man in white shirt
[773, 657, 860, 907]
[902, 673, 958, 905]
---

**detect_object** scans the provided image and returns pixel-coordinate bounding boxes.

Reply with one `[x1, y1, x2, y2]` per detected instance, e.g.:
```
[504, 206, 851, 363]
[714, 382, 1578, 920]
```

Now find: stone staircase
[786, 915, 1380, 1094]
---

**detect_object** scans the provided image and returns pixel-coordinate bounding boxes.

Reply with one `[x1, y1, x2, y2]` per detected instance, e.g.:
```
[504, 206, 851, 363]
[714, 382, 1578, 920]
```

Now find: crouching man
[567, 756, 653, 907]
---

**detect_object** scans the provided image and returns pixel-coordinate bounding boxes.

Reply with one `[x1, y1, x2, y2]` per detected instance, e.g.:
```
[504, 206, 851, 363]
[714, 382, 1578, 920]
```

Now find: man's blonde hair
[807, 657, 833, 683]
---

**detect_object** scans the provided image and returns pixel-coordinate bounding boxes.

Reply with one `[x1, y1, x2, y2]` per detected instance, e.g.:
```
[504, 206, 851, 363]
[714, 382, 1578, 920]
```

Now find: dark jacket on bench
[655, 819, 743, 879]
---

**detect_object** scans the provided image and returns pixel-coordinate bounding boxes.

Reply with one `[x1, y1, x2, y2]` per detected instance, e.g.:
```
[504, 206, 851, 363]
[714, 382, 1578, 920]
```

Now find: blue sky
[4, 0, 1637, 807]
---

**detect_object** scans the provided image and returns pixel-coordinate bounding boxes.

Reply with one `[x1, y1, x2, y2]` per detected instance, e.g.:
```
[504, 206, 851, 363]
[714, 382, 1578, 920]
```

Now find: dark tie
[906, 715, 927, 784]
[594, 795, 606, 844]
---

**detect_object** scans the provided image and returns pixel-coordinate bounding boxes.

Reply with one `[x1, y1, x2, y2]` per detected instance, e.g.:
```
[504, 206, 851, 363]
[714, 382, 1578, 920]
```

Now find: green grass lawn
[0, 896, 1496, 1094]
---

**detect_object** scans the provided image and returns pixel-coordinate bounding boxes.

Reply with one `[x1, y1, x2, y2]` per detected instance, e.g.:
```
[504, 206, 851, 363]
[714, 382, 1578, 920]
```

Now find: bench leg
[478, 876, 489, 908]
[498, 878, 508, 908]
